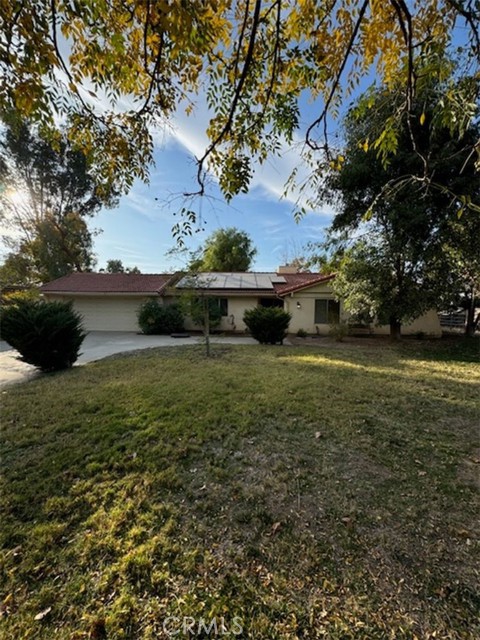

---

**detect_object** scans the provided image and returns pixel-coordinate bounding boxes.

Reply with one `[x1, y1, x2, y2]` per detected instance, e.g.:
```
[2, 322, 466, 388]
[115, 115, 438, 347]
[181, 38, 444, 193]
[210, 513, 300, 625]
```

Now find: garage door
[68, 296, 147, 332]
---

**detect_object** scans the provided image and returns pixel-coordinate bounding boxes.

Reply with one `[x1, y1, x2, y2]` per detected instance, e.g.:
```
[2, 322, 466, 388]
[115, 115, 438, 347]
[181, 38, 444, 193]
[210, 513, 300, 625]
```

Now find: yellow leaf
[420, 112, 426, 125]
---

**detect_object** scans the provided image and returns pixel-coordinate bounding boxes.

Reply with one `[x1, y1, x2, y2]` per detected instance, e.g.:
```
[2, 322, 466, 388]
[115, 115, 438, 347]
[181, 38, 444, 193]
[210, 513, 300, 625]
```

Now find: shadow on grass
[1, 344, 479, 639]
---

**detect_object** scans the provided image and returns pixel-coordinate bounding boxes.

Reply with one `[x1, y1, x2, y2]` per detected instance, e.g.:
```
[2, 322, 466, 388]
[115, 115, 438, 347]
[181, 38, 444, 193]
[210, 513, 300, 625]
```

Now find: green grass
[1, 339, 479, 639]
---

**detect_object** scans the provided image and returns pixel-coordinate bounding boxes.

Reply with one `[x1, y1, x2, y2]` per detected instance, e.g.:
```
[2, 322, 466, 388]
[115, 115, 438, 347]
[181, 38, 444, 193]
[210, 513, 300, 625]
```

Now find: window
[259, 297, 284, 308]
[193, 298, 228, 316]
[314, 299, 340, 324]
[215, 297, 228, 316]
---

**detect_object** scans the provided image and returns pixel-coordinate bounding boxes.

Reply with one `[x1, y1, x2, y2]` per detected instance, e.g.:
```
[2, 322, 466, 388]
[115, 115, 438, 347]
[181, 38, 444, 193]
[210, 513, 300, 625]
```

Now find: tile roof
[273, 272, 335, 295]
[39, 271, 335, 296]
[40, 272, 173, 295]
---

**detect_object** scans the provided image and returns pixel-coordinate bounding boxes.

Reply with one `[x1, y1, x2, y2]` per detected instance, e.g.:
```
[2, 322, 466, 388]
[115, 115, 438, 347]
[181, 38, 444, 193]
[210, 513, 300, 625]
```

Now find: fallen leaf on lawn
[34, 607, 52, 621]
[418, 471, 427, 476]
[270, 522, 282, 536]
[315, 431, 323, 439]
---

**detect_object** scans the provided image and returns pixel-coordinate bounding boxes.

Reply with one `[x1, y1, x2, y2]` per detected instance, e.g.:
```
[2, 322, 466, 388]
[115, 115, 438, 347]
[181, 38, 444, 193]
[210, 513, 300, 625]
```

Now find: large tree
[103, 259, 141, 274]
[189, 227, 257, 272]
[440, 213, 480, 337]
[321, 81, 480, 338]
[0, 122, 118, 285]
[0, 1, 478, 214]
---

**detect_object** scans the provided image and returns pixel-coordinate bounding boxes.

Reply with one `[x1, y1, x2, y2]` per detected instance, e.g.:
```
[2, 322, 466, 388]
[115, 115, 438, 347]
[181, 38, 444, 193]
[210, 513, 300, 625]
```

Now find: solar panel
[175, 272, 282, 290]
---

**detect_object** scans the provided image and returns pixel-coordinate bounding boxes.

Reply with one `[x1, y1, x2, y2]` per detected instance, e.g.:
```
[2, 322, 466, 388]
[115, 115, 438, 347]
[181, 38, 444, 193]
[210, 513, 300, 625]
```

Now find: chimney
[277, 264, 299, 274]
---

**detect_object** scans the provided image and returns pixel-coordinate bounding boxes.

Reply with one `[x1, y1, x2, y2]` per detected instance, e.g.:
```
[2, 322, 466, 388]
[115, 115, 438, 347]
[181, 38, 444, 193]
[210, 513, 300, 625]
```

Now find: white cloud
[163, 95, 321, 210]
[47, 43, 327, 218]
[50, 31, 334, 217]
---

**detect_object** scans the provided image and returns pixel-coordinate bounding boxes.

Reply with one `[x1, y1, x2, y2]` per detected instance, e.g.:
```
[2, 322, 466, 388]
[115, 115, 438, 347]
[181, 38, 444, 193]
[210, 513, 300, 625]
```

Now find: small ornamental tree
[137, 300, 184, 335]
[243, 307, 291, 345]
[178, 275, 224, 357]
[0, 300, 86, 372]
[190, 298, 223, 331]
[184, 296, 223, 358]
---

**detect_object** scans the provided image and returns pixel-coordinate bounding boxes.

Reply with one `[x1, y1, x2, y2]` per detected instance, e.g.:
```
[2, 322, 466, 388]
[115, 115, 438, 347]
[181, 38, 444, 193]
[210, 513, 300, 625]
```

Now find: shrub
[328, 321, 349, 342]
[138, 300, 184, 335]
[296, 328, 308, 338]
[0, 300, 86, 372]
[243, 307, 291, 344]
[0, 291, 41, 339]
[1, 289, 40, 306]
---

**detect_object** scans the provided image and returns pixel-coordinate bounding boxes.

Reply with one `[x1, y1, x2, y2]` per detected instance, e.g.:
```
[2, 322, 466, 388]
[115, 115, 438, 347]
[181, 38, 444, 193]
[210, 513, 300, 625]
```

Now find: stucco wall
[373, 309, 442, 336]
[284, 282, 340, 334]
[45, 287, 442, 337]
[180, 296, 260, 332]
[284, 284, 441, 336]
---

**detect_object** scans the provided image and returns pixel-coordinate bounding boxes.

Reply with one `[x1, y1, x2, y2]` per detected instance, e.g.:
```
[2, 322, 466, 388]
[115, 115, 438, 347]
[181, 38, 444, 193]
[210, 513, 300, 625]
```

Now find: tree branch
[305, 0, 369, 152]
[192, 0, 263, 195]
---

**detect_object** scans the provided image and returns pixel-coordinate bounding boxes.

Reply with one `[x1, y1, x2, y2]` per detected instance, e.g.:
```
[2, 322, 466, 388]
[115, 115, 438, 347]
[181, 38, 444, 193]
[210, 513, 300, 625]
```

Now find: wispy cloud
[166, 96, 321, 210]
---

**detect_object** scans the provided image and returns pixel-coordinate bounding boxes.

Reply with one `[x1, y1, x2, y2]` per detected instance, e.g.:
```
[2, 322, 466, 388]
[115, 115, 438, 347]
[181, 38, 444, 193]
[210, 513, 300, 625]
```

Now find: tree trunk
[204, 301, 211, 357]
[389, 317, 402, 340]
[465, 286, 477, 337]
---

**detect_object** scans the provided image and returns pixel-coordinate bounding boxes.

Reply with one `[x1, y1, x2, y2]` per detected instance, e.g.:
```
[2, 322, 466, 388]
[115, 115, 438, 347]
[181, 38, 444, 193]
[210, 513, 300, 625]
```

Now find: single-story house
[40, 267, 442, 336]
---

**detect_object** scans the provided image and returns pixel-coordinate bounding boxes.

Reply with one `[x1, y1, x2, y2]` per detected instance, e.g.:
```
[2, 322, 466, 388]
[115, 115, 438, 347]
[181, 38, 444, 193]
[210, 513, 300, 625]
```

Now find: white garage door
[69, 296, 147, 332]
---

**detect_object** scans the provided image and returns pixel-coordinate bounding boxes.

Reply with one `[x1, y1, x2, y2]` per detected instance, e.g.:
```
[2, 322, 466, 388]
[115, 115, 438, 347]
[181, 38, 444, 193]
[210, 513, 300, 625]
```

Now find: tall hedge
[243, 306, 291, 344]
[0, 300, 86, 372]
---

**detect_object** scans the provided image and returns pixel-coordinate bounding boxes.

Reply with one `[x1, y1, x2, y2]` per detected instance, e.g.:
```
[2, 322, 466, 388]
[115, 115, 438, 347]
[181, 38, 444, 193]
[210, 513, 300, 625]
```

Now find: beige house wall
[45, 285, 442, 337]
[372, 309, 442, 337]
[179, 295, 260, 332]
[284, 282, 340, 334]
[285, 285, 442, 337]
[224, 296, 262, 332]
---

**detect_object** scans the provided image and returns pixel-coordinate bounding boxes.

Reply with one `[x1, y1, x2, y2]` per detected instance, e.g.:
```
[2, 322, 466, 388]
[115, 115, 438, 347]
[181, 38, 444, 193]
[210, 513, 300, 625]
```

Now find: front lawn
[1, 340, 479, 638]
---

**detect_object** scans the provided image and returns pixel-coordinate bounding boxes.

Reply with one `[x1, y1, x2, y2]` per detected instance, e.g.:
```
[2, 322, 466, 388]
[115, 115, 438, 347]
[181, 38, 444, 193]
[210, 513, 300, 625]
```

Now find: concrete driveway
[0, 332, 258, 388]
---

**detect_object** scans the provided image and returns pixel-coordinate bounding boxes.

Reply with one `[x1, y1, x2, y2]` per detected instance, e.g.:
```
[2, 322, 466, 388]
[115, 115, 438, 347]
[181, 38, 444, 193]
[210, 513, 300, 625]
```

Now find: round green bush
[138, 300, 184, 334]
[243, 306, 291, 344]
[0, 300, 86, 372]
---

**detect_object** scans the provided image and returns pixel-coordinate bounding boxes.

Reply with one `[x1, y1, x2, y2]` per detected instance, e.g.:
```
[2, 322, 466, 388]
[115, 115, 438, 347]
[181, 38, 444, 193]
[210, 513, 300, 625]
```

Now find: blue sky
[1, 12, 472, 276]
[92, 124, 335, 274]
[0, 102, 336, 274]
[88, 23, 476, 276]
[0, 30, 337, 274]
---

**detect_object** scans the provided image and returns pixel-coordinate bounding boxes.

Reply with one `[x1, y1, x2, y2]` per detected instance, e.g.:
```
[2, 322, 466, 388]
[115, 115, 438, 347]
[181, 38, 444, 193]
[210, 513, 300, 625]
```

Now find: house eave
[42, 290, 161, 297]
